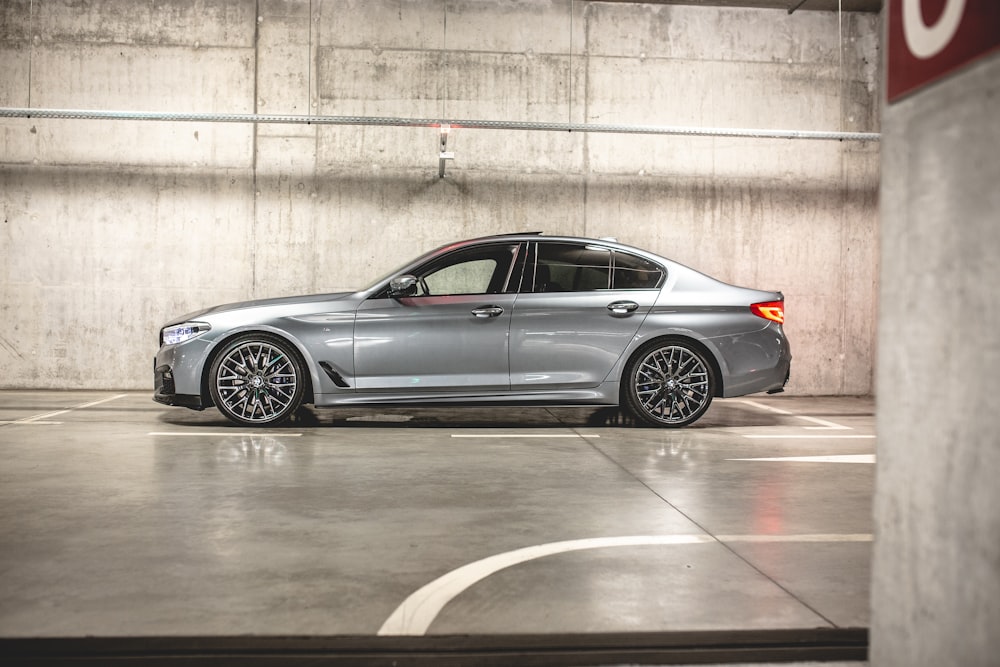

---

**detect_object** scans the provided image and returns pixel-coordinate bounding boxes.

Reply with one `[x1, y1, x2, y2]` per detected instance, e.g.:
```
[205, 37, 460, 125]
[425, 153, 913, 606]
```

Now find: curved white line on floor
[377, 534, 715, 636]
[378, 533, 874, 636]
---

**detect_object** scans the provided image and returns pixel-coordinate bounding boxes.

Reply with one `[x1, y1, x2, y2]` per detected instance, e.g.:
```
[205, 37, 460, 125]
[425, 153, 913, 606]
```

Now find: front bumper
[153, 362, 205, 410]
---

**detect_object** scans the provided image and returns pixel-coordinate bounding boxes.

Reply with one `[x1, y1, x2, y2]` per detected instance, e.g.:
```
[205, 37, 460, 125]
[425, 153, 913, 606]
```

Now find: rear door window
[612, 251, 664, 289]
[527, 242, 664, 292]
[532, 243, 611, 292]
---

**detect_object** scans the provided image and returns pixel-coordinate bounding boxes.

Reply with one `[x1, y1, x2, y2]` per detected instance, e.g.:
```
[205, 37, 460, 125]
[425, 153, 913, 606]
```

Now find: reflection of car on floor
[154, 233, 790, 428]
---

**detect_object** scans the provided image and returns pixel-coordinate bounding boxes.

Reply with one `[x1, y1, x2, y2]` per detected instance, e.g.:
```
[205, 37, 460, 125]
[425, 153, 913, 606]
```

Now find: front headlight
[160, 322, 211, 346]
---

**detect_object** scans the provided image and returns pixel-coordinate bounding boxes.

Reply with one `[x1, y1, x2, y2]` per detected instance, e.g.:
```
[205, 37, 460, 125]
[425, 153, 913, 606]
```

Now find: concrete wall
[872, 42, 1000, 667]
[0, 0, 879, 393]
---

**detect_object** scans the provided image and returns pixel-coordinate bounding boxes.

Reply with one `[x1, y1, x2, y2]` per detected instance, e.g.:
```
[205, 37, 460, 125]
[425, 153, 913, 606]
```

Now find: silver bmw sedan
[154, 233, 790, 427]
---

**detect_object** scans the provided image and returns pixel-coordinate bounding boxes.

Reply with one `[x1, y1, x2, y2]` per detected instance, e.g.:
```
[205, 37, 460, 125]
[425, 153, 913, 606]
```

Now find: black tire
[209, 333, 305, 427]
[623, 339, 716, 428]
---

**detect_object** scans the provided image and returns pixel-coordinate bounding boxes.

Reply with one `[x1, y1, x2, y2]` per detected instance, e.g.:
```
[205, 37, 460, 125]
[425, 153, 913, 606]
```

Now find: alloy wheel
[629, 343, 713, 427]
[213, 338, 301, 425]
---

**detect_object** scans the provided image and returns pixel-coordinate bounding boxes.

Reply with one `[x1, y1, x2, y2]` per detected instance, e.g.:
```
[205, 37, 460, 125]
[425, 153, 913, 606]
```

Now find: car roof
[455, 232, 663, 259]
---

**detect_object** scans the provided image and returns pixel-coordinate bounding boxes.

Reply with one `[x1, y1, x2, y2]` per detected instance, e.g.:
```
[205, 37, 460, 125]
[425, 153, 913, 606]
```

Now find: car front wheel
[624, 340, 715, 428]
[209, 333, 305, 426]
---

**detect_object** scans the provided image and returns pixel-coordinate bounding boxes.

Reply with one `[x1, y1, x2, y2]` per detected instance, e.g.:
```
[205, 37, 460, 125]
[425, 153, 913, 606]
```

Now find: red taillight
[751, 301, 784, 324]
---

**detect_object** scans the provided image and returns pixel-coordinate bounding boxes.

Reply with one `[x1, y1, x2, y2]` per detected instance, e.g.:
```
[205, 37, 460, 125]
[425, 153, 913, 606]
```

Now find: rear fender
[607, 328, 729, 398]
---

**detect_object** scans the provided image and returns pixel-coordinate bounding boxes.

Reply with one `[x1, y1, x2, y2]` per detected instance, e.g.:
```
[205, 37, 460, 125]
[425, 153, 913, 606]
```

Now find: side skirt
[313, 383, 621, 408]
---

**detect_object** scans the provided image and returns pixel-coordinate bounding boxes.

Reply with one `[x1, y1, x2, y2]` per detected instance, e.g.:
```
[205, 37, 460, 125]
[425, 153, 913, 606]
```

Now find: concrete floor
[0, 391, 873, 663]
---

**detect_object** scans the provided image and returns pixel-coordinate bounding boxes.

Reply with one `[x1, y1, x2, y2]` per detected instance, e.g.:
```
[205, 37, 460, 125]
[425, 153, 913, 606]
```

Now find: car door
[353, 242, 523, 392]
[509, 241, 664, 389]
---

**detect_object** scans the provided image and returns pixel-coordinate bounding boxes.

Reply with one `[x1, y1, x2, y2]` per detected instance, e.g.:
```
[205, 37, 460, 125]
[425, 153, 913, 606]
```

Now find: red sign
[887, 0, 1000, 102]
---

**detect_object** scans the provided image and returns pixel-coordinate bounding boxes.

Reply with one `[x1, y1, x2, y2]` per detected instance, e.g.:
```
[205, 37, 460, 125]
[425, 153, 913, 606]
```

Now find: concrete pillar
[873, 41, 1000, 667]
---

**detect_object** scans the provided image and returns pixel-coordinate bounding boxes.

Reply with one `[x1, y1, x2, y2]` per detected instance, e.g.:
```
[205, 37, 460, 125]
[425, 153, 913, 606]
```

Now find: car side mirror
[389, 274, 418, 298]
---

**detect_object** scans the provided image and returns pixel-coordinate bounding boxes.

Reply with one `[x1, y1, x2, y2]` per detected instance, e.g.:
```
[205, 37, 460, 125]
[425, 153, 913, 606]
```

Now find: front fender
[196, 325, 332, 407]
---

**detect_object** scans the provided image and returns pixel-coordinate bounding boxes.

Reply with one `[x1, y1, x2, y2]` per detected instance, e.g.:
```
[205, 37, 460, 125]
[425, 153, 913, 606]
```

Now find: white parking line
[736, 400, 852, 431]
[717, 533, 872, 542]
[148, 432, 303, 437]
[0, 420, 63, 425]
[729, 454, 876, 463]
[742, 434, 875, 440]
[451, 434, 600, 439]
[798, 416, 851, 430]
[0, 394, 128, 425]
[378, 532, 873, 636]
[737, 400, 794, 415]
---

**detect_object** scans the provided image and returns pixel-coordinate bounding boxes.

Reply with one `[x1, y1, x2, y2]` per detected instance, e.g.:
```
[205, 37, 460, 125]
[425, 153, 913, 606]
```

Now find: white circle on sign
[903, 0, 967, 60]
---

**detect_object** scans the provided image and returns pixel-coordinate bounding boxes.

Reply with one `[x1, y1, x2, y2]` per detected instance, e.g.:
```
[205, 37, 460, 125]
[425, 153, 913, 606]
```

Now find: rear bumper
[767, 366, 791, 394]
[718, 325, 792, 398]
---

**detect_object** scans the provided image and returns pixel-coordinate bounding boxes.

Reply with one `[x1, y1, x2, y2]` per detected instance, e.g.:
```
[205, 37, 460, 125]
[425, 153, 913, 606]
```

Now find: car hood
[166, 292, 353, 325]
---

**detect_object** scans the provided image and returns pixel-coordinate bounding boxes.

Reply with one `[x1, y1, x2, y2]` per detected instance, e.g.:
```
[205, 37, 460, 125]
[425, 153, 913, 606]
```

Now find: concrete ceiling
[597, 0, 883, 13]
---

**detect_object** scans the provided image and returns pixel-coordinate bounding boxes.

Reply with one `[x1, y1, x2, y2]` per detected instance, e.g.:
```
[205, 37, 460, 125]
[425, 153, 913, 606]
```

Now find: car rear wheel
[209, 333, 304, 426]
[624, 340, 715, 428]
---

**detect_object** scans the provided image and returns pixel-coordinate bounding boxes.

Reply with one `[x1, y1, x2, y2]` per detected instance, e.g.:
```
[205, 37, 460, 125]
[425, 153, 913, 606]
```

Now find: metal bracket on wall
[438, 124, 454, 178]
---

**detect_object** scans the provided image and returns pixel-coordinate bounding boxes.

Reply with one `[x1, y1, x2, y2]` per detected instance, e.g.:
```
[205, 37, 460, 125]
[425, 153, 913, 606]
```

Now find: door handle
[471, 305, 504, 318]
[607, 300, 639, 315]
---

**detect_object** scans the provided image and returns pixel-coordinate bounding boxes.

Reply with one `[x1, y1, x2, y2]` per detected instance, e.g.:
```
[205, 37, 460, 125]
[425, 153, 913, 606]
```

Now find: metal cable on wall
[0, 107, 880, 142]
